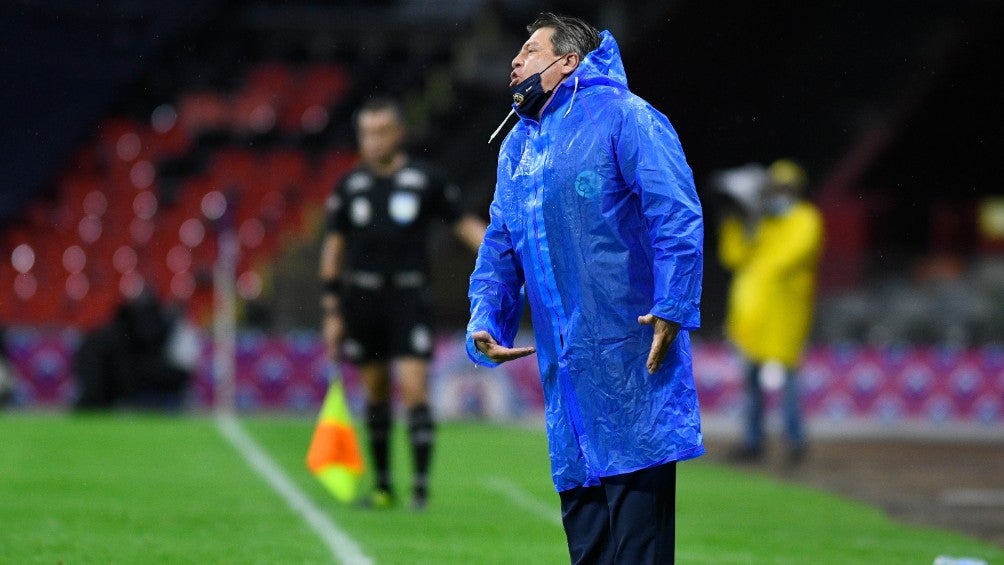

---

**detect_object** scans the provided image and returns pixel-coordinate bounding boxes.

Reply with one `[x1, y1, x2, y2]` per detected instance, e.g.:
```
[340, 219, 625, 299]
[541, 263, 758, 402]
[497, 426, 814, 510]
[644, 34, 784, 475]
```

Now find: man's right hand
[471, 330, 536, 363]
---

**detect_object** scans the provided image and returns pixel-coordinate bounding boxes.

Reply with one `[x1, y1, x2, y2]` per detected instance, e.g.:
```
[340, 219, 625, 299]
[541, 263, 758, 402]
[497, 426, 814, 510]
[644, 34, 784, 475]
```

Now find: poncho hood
[570, 30, 628, 89]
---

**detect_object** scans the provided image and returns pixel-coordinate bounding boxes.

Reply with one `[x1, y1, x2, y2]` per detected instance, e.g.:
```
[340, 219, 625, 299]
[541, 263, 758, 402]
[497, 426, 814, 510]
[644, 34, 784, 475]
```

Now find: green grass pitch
[1, 413, 1000, 564]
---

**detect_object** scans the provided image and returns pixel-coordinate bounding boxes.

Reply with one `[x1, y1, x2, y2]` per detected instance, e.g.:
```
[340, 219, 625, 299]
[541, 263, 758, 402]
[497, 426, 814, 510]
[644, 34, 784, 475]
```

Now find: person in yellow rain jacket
[718, 159, 823, 463]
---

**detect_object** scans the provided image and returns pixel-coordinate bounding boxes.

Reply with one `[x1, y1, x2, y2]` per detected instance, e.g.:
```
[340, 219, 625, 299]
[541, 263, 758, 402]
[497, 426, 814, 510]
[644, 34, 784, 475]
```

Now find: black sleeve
[427, 167, 464, 224]
[324, 175, 350, 234]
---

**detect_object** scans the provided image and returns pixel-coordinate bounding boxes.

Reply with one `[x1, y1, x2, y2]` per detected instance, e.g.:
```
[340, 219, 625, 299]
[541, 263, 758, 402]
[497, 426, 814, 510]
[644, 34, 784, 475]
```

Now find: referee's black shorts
[341, 284, 434, 363]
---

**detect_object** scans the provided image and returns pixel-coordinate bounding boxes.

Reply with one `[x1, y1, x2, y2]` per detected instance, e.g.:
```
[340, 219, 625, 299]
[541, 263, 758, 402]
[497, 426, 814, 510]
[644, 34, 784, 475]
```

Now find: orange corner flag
[306, 375, 364, 503]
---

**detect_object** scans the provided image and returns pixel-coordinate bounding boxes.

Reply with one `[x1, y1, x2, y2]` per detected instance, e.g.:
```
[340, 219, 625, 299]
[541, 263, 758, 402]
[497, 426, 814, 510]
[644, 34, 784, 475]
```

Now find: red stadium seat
[2, 49, 356, 329]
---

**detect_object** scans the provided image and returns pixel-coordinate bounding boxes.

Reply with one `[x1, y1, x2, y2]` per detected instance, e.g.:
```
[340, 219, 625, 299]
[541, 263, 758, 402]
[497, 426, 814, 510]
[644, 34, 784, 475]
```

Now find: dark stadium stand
[0, 63, 356, 328]
[0, 6, 361, 329]
[0, 0, 524, 331]
[2, 1, 1000, 345]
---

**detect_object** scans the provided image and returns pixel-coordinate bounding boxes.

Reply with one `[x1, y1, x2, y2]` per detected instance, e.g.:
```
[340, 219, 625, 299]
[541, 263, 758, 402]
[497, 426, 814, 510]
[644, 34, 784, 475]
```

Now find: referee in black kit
[319, 96, 486, 510]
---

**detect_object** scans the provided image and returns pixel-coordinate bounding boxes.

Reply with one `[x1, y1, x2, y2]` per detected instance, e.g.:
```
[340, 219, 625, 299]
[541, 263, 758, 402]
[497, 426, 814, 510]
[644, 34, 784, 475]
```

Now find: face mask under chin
[509, 56, 565, 116]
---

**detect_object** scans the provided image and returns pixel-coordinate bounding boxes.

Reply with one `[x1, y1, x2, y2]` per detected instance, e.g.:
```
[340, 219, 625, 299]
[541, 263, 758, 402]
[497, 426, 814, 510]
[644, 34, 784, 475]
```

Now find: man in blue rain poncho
[467, 12, 704, 564]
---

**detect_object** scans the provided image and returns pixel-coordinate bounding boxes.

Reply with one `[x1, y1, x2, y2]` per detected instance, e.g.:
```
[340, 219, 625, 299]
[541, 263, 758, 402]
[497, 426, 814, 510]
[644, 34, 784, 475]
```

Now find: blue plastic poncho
[467, 31, 705, 492]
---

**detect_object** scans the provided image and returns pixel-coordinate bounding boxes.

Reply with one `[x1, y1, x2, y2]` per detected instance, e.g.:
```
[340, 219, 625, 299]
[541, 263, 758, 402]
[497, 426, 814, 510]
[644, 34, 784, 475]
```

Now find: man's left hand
[472, 330, 536, 364]
[637, 314, 680, 374]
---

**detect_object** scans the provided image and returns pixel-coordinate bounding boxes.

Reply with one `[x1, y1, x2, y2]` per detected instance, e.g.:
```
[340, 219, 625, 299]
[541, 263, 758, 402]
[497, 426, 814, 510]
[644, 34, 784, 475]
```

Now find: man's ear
[561, 52, 581, 74]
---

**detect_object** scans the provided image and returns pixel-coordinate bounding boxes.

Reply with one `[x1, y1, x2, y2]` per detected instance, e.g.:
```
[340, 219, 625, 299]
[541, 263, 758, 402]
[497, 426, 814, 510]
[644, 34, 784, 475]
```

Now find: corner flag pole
[213, 192, 239, 415]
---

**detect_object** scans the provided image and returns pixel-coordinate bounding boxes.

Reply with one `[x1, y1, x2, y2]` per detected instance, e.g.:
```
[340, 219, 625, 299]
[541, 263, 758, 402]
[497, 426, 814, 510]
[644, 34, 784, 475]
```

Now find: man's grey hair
[527, 12, 601, 59]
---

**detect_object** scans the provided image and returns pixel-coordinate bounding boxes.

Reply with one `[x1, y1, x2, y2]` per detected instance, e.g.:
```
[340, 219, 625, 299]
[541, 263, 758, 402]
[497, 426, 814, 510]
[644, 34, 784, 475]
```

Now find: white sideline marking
[940, 488, 1004, 508]
[215, 415, 373, 565]
[482, 476, 562, 527]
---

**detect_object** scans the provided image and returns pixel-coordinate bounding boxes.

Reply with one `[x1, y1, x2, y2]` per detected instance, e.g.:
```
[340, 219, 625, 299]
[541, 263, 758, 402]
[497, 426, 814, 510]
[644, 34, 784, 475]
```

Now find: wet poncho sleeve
[615, 107, 703, 330]
[465, 194, 525, 366]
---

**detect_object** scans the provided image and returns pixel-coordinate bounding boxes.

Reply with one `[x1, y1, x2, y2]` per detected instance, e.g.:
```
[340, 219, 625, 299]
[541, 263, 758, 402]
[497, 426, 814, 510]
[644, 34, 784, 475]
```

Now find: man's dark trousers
[559, 461, 677, 564]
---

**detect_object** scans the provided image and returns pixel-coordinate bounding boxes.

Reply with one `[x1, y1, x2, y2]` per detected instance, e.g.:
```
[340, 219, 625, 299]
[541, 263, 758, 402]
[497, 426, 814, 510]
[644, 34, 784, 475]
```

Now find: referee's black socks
[408, 403, 435, 501]
[366, 402, 393, 493]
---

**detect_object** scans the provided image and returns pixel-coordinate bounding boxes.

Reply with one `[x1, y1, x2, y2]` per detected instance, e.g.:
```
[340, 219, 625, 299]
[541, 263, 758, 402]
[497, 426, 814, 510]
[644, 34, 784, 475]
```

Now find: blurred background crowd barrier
[6, 329, 1003, 432]
[1, 1, 1002, 433]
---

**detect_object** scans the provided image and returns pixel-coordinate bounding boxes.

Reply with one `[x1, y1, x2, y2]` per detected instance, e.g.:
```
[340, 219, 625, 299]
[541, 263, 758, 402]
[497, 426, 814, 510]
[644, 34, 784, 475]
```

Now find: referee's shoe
[357, 488, 395, 510]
